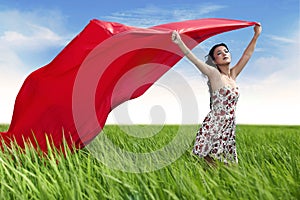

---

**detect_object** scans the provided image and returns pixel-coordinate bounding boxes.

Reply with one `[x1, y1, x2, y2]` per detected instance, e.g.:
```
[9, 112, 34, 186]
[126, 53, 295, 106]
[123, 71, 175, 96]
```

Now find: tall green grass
[0, 124, 299, 199]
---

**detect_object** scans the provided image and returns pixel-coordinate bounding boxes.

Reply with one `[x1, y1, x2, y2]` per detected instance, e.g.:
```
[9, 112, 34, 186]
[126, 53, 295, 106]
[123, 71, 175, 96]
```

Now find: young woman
[172, 24, 262, 165]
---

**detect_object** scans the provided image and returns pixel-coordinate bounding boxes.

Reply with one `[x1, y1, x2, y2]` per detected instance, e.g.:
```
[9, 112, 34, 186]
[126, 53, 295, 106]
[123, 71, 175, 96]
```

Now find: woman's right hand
[171, 30, 182, 44]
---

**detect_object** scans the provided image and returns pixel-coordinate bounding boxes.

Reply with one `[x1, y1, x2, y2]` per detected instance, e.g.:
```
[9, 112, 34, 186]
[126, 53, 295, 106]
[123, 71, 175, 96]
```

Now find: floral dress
[193, 85, 240, 163]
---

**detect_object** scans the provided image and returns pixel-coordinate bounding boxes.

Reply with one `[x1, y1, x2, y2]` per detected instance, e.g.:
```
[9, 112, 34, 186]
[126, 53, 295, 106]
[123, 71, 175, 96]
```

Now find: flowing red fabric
[0, 18, 257, 153]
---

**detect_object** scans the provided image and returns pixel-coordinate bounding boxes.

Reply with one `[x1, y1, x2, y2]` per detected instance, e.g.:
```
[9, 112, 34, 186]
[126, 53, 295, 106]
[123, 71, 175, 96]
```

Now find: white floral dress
[193, 85, 239, 163]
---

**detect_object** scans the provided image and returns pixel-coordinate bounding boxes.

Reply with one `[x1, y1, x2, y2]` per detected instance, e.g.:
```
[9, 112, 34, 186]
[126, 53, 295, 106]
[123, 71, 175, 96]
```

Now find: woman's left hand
[254, 23, 262, 36]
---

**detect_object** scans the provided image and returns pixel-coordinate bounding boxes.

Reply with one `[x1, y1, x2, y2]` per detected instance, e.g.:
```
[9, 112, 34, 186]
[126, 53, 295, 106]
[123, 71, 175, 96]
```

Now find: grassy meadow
[0, 124, 299, 199]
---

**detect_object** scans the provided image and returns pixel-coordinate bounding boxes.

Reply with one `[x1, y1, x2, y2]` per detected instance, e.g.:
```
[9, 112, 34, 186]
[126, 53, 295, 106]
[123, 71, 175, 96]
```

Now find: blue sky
[0, 0, 299, 124]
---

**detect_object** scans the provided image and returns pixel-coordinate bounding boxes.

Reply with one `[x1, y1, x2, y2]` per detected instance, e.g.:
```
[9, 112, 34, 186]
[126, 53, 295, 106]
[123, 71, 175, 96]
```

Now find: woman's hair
[205, 43, 229, 109]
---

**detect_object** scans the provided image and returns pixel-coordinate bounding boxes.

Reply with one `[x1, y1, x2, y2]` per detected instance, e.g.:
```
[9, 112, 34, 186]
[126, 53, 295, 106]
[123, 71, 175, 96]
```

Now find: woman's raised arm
[172, 31, 217, 77]
[231, 24, 262, 79]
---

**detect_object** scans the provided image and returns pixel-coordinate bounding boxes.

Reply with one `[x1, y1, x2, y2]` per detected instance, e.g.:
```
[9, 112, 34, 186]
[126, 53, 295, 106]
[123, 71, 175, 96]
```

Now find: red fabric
[0, 18, 257, 153]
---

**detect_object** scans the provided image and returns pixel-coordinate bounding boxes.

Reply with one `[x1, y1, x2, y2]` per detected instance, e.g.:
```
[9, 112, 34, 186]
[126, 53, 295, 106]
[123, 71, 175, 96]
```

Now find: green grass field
[0, 124, 299, 200]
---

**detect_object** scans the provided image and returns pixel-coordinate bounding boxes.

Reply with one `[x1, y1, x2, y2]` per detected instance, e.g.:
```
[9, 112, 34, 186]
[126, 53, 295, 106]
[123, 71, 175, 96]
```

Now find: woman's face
[213, 46, 231, 66]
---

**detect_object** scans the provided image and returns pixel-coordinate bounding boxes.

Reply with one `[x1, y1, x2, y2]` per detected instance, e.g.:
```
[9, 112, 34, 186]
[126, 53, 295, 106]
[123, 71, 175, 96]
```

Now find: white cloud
[103, 4, 225, 27]
[0, 47, 26, 123]
[266, 34, 297, 44]
[0, 10, 71, 52]
[1, 24, 66, 50]
[0, 9, 72, 123]
[107, 64, 208, 125]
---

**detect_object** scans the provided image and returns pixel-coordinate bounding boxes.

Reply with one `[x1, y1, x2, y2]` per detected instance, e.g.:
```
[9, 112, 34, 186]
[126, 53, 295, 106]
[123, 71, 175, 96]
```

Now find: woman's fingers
[171, 30, 180, 43]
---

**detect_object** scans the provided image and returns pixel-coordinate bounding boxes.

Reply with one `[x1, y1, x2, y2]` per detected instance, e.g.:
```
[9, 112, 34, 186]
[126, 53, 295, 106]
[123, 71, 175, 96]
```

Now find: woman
[172, 24, 262, 165]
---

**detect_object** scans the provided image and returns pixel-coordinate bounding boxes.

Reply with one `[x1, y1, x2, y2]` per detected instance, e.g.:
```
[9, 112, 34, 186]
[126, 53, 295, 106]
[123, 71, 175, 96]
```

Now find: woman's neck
[217, 65, 231, 77]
